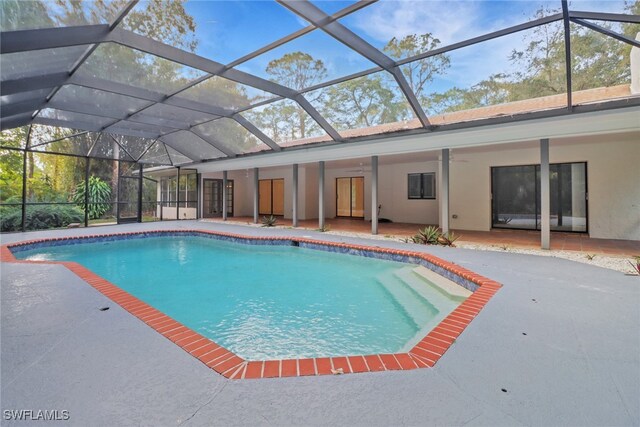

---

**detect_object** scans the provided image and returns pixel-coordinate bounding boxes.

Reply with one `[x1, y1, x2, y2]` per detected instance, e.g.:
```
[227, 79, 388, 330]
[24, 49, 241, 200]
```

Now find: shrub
[72, 176, 112, 220]
[0, 204, 84, 232]
[261, 215, 278, 227]
[410, 226, 460, 247]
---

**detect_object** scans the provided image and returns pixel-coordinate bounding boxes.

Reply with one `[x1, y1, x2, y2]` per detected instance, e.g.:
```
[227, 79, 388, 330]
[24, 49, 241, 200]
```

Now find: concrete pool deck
[1, 220, 639, 426]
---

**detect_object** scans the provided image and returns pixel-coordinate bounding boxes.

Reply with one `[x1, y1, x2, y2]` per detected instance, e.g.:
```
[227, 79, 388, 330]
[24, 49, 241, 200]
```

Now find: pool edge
[1, 229, 502, 380]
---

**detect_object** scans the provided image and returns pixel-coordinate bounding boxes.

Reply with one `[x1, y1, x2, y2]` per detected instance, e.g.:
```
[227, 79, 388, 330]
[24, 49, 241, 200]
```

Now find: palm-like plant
[72, 176, 112, 220]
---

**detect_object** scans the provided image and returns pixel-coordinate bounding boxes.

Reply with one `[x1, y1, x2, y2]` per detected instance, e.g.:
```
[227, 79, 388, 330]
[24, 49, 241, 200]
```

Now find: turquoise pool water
[16, 235, 462, 359]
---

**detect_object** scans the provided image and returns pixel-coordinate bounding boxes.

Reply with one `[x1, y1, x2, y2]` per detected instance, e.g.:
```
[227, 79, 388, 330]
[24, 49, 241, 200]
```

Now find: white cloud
[350, 0, 493, 47]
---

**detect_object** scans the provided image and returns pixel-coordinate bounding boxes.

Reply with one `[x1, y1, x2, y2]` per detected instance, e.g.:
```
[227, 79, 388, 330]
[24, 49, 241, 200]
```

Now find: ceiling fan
[345, 162, 372, 173]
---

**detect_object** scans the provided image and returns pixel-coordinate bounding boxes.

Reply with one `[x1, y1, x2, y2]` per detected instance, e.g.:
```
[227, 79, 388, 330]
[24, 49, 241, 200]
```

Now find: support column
[137, 163, 143, 223]
[292, 164, 299, 227]
[176, 167, 180, 221]
[21, 149, 27, 232]
[253, 167, 259, 224]
[318, 161, 325, 230]
[540, 139, 550, 249]
[371, 155, 379, 235]
[222, 170, 228, 221]
[84, 158, 90, 227]
[440, 148, 450, 234]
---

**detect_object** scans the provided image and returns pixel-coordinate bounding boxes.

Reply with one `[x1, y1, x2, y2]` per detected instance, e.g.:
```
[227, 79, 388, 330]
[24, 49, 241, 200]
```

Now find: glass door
[258, 179, 284, 216]
[203, 179, 233, 218]
[117, 162, 140, 224]
[117, 176, 140, 223]
[492, 162, 587, 232]
[336, 177, 364, 218]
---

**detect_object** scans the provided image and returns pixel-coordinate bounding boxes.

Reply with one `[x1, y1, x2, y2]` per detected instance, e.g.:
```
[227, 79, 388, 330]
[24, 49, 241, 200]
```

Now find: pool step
[401, 266, 472, 300]
[376, 267, 438, 328]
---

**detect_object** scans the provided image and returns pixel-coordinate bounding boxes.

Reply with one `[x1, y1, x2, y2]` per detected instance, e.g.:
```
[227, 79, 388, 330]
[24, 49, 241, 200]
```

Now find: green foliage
[316, 224, 331, 232]
[629, 255, 640, 275]
[253, 52, 329, 141]
[384, 33, 451, 105]
[323, 75, 404, 129]
[266, 52, 328, 90]
[72, 176, 112, 219]
[412, 226, 441, 245]
[1, 204, 84, 232]
[411, 226, 460, 247]
[261, 215, 278, 227]
[0, 148, 24, 202]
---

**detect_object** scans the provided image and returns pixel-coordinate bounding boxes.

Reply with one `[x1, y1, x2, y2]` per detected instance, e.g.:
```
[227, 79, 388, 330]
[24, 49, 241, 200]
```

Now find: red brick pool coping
[1, 229, 502, 380]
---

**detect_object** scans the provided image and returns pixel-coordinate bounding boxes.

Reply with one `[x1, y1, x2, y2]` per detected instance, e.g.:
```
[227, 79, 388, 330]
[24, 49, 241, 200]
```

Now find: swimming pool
[15, 233, 462, 360]
[5, 230, 501, 379]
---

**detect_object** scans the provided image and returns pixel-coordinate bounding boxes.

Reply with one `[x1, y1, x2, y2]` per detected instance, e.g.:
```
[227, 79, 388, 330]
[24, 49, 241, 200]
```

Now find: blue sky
[136, 0, 631, 92]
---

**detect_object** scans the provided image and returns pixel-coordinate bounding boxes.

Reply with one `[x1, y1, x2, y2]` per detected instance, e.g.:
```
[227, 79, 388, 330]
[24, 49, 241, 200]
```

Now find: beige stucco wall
[198, 132, 639, 240]
[448, 132, 640, 240]
[379, 161, 440, 224]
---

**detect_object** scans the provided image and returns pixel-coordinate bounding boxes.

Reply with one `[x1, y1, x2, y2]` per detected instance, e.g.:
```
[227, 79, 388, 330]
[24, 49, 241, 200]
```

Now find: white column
[222, 170, 228, 221]
[292, 163, 299, 227]
[253, 167, 259, 224]
[371, 155, 379, 235]
[318, 161, 325, 230]
[540, 139, 550, 249]
[440, 148, 450, 233]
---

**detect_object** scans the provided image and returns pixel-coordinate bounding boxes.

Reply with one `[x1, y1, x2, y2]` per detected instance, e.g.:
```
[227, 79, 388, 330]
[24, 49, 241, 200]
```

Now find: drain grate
[99, 307, 110, 311]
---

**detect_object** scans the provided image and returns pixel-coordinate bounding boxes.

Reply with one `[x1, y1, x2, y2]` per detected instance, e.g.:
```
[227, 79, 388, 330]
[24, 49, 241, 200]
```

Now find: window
[160, 171, 197, 208]
[408, 173, 435, 199]
[491, 162, 587, 232]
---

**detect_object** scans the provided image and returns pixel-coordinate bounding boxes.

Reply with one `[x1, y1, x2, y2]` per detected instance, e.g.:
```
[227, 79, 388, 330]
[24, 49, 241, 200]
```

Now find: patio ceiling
[1, 0, 639, 167]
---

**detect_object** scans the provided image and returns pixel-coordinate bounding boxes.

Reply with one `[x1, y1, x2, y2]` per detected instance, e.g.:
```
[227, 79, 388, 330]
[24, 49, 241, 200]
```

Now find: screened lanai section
[1, 0, 639, 233]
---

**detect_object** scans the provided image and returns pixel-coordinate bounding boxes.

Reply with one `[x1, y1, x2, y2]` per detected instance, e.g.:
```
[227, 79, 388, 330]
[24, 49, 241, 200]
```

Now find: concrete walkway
[1, 221, 638, 426]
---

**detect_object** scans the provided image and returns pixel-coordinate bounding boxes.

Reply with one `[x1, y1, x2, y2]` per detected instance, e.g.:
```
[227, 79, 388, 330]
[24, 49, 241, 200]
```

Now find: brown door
[351, 177, 364, 217]
[272, 179, 284, 215]
[259, 178, 285, 215]
[259, 179, 272, 215]
[336, 177, 364, 218]
[336, 178, 351, 217]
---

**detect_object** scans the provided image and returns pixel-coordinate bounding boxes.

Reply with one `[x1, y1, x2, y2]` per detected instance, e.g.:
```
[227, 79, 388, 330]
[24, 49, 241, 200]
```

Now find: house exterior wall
[448, 133, 639, 240]
[379, 161, 440, 224]
[198, 132, 638, 240]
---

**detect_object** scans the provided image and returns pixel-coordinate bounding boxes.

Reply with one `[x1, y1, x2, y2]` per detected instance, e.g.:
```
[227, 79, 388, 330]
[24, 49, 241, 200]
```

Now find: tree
[323, 75, 400, 130]
[429, 2, 639, 114]
[72, 176, 112, 219]
[264, 52, 328, 139]
[0, 128, 27, 203]
[384, 34, 451, 104]
[0, 0, 53, 30]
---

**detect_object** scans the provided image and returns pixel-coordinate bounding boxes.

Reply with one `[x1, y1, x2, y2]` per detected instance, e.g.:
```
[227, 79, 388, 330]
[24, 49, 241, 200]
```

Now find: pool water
[17, 236, 462, 360]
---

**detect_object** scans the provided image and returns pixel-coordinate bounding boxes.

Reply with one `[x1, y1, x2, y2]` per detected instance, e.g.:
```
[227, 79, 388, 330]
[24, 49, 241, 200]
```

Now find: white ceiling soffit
[195, 107, 640, 173]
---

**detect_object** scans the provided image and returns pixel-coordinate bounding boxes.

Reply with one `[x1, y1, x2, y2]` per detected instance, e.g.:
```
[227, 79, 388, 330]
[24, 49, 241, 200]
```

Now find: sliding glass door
[336, 177, 364, 218]
[491, 162, 587, 232]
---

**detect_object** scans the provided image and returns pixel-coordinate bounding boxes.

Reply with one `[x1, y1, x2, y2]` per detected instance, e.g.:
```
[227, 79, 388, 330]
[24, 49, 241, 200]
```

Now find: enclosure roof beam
[0, 25, 110, 54]
[105, 28, 341, 145]
[226, 0, 377, 69]
[189, 127, 237, 158]
[571, 18, 640, 48]
[278, 0, 431, 128]
[395, 13, 563, 66]
[0, 113, 32, 131]
[568, 11, 640, 23]
[232, 114, 281, 151]
[1, 73, 69, 96]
